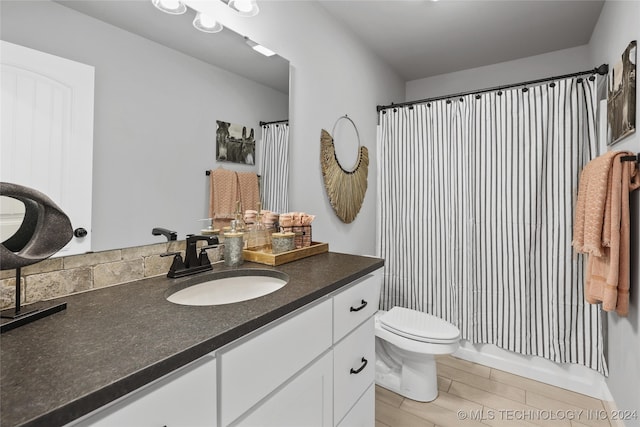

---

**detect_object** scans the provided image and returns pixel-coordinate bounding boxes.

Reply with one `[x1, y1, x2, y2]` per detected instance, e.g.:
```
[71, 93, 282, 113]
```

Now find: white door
[1, 40, 94, 256]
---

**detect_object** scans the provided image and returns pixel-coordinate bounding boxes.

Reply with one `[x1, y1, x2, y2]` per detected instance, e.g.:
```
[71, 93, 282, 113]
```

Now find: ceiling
[55, 0, 290, 93]
[55, 0, 605, 87]
[317, 0, 605, 81]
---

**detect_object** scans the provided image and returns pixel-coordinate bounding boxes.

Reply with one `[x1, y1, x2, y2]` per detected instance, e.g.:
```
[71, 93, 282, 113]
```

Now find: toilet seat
[379, 307, 460, 344]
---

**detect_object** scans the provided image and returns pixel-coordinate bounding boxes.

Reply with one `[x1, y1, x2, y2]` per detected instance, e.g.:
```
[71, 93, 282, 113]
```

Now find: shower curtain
[260, 122, 289, 213]
[377, 77, 607, 374]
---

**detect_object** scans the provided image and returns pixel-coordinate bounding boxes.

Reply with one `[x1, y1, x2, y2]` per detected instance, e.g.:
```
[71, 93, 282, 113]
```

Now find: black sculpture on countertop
[1, 182, 74, 333]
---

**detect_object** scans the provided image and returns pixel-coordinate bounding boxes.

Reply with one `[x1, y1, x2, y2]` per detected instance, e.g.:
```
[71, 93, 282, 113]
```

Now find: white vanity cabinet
[332, 270, 381, 426]
[219, 298, 334, 426]
[67, 267, 382, 427]
[69, 355, 217, 427]
[235, 351, 334, 427]
[225, 268, 382, 427]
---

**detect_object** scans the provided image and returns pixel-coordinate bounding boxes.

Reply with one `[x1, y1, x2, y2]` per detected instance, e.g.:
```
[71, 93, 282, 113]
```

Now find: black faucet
[152, 227, 177, 241]
[184, 234, 219, 268]
[161, 234, 220, 278]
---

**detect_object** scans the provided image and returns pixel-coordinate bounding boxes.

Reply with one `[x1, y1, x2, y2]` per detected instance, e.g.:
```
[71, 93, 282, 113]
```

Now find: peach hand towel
[572, 151, 618, 256]
[237, 172, 260, 212]
[209, 168, 238, 227]
[584, 154, 639, 316]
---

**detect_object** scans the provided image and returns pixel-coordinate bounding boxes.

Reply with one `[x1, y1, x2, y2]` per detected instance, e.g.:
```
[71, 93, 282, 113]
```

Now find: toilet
[375, 307, 461, 402]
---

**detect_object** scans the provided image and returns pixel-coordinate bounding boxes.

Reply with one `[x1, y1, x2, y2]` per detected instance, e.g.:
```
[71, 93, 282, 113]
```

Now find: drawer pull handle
[350, 300, 368, 312]
[350, 357, 368, 374]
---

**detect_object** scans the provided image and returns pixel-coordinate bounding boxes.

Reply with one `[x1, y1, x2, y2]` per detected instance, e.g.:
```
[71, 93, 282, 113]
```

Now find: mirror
[0, 183, 73, 270]
[0, 196, 25, 243]
[0, 0, 289, 253]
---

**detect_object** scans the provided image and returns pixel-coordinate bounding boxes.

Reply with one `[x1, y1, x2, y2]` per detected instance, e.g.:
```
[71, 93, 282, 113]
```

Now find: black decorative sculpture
[1, 182, 74, 333]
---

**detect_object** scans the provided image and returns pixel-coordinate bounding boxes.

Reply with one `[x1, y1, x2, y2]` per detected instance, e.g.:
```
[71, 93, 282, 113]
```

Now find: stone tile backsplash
[0, 240, 223, 310]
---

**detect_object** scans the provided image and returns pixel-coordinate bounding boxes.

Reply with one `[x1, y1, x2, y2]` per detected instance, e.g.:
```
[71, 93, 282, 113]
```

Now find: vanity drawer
[333, 318, 375, 425]
[333, 268, 382, 343]
[219, 298, 332, 426]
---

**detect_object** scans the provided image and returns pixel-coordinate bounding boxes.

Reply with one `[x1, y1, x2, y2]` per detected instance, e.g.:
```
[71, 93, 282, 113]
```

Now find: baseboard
[453, 340, 612, 400]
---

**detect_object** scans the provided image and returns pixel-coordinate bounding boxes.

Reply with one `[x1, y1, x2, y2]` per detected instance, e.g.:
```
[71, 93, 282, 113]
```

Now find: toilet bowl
[375, 307, 461, 402]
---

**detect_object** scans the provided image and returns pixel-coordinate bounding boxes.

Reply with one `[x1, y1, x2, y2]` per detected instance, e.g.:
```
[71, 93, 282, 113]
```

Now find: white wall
[406, 44, 592, 101]
[589, 1, 640, 423]
[186, 1, 406, 256]
[1, 0, 288, 251]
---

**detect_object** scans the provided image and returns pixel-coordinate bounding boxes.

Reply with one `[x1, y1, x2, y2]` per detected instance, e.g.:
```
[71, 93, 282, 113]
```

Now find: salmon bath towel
[574, 152, 639, 316]
[572, 151, 618, 256]
[209, 167, 238, 229]
[236, 172, 260, 212]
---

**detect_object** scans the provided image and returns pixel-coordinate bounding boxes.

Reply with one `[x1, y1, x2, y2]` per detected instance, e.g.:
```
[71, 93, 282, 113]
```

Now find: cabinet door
[220, 298, 332, 426]
[236, 351, 333, 427]
[70, 355, 217, 427]
[337, 384, 375, 427]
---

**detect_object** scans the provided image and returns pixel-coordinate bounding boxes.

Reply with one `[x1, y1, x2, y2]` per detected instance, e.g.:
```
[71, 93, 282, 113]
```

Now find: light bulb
[151, 0, 187, 15]
[229, 0, 259, 17]
[234, 0, 253, 12]
[193, 12, 223, 33]
[199, 14, 217, 28]
[161, 0, 180, 9]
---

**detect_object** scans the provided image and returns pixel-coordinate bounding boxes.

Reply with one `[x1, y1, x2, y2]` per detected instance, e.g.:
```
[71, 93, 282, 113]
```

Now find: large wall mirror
[0, 0, 289, 253]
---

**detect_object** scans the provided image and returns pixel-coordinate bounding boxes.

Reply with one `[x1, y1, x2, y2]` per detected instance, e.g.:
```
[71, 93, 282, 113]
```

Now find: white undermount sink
[166, 270, 289, 306]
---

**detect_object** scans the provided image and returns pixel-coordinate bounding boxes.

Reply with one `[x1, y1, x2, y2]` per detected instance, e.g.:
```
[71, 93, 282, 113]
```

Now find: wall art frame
[216, 120, 256, 165]
[607, 40, 636, 146]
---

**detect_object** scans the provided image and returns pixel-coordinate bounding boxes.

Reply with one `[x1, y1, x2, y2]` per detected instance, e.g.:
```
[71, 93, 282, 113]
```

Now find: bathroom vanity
[0, 252, 383, 427]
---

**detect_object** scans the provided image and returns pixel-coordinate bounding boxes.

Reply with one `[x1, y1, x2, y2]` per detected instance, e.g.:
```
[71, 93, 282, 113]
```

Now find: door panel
[1, 41, 94, 255]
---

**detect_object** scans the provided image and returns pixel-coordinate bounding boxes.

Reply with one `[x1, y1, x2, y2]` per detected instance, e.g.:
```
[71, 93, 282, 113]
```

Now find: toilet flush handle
[350, 299, 368, 312]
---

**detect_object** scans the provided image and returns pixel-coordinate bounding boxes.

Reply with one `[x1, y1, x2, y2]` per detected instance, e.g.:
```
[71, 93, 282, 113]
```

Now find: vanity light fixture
[193, 12, 224, 33]
[151, 0, 256, 36]
[245, 37, 275, 57]
[152, 0, 187, 15]
[228, 0, 259, 17]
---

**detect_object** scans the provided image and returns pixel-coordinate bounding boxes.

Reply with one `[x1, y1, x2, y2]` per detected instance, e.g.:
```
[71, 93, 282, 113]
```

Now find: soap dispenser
[233, 201, 246, 232]
[233, 201, 247, 248]
[223, 220, 244, 267]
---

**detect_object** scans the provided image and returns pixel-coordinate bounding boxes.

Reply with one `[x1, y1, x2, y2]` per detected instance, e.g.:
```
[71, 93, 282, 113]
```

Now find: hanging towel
[237, 172, 260, 212]
[572, 151, 618, 256]
[576, 152, 639, 316]
[209, 168, 238, 228]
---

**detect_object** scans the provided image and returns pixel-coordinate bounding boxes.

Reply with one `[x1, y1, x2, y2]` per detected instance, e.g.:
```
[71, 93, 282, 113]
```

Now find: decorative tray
[242, 242, 329, 266]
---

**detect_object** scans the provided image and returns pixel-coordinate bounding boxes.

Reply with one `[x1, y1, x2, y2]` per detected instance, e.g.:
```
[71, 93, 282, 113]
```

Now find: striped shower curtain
[260, 122, 289, 213]
[377, 77, 607, 374]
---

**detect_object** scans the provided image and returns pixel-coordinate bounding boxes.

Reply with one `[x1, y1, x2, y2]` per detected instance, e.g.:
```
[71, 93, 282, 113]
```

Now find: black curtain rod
[259, 119, 289, 126]
[377, 64, 609, 112]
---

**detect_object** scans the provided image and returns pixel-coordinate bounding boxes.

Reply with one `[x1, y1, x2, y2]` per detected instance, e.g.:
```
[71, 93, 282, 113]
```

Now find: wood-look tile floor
[375, 355, 613, 427]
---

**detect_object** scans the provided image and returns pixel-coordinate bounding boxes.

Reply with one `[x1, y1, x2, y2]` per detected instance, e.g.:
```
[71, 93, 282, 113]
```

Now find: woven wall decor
[320, 115, 368, 223]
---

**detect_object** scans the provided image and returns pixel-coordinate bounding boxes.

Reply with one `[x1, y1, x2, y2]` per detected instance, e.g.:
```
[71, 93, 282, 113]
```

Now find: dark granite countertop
[0, 252, 384, 427]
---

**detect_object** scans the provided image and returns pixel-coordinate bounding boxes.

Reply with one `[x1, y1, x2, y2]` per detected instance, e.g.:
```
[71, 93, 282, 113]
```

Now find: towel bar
[620, 153, 639, 163]
[205, 170, 260, 177]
